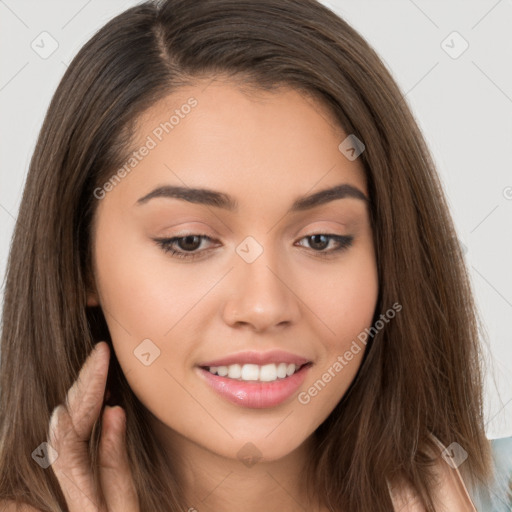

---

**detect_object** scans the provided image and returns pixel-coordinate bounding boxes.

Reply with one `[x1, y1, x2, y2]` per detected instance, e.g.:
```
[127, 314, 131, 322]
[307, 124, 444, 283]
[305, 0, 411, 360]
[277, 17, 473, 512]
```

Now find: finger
[48, 405, 106, 512]
[99, 406, 139, 512]
[65, 342, 110, 439]
[48, 342, 110, 512]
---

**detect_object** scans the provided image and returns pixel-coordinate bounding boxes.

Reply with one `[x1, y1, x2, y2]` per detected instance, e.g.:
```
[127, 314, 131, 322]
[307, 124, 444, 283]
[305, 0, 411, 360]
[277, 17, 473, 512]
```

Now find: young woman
[0, 0, 510, 510]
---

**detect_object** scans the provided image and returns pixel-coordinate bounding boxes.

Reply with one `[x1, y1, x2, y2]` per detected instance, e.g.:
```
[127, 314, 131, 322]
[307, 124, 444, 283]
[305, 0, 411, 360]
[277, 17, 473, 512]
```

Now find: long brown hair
[0, 0, 492, 510]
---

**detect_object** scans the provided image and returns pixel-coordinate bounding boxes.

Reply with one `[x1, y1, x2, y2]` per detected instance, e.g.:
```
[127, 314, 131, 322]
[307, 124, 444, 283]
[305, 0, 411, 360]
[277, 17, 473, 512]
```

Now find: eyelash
[153, 233, 354, 261]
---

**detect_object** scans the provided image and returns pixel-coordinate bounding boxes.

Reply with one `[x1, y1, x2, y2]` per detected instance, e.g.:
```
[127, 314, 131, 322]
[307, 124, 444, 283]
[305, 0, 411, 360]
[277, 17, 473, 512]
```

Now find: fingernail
[49, 405, 62, 432]
[91, 342, 107, 358]
[82, 343, 103, 370]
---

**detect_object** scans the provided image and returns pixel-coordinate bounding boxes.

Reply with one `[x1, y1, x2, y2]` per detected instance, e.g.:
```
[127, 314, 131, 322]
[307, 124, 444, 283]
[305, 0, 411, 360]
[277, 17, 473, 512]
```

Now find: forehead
[103, 79, 367, 209]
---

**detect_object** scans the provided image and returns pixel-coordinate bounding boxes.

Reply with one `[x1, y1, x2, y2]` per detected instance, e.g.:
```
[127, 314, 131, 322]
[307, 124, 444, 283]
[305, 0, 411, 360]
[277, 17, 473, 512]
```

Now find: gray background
[1, 0, 511, 438]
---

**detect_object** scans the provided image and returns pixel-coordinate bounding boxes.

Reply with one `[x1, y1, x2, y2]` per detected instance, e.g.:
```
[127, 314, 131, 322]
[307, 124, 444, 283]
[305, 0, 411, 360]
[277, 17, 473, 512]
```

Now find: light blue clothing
[468, 436, 512, 511]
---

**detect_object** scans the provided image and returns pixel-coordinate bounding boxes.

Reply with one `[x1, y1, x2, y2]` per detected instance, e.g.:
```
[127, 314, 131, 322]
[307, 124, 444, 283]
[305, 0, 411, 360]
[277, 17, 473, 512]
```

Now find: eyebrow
[135, 183, 368, 212]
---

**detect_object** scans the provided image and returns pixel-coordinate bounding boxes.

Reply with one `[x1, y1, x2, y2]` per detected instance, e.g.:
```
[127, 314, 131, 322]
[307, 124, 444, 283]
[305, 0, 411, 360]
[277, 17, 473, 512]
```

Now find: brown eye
[296, 234, 354, 256]
[154, 233, 215, 260]
[176, 235, 203, 252]
[308, 234, 330, 250]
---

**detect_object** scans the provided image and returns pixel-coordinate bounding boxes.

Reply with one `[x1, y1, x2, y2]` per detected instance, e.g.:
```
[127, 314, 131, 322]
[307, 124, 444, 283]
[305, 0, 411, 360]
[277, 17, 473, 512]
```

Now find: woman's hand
[47, 342, 139, 512]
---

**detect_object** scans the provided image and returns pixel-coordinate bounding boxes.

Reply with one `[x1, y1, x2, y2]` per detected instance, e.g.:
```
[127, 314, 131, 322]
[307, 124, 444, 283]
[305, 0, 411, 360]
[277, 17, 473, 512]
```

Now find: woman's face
[88, 80, 378, 462]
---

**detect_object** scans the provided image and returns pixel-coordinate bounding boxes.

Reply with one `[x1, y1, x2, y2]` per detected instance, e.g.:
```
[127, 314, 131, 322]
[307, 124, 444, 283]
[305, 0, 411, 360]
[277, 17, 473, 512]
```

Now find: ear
[84, 257, 100, 307]
[85, 270, 100, 307]
[87, 291, 100, 307]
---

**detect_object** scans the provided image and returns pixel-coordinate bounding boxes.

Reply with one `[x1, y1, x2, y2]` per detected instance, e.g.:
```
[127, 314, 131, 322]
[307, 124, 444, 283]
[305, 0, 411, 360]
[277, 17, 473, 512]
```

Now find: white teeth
[227, 364, 242, 379]
[276, 363, 287, 379]
[260, 364, 277, 382]
[216, 366, 228, 377]
[206, 363, 300, 382]
[241, 364, 260, 381]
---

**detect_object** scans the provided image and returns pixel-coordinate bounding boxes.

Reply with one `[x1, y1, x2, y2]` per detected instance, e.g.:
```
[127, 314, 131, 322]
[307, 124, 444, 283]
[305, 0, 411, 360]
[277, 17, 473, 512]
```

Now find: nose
[221, 242, 301, 333]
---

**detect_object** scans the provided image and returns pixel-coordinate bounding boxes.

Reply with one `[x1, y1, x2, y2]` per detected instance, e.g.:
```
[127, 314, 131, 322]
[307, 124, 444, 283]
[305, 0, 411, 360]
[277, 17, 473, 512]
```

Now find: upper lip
[198, 350, 311, 368]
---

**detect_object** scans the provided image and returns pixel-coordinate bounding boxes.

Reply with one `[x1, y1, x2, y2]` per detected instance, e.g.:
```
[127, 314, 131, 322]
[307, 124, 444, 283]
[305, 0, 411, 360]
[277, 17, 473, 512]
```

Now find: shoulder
[390, 435, 480, 511]
[489, 435, 512, 468]
[389, 434, 512, 511]
[467, 435, 512, 512]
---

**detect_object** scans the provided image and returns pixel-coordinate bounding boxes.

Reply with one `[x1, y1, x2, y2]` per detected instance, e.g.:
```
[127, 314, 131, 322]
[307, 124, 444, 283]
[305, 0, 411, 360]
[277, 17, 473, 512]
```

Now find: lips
[198, 350, 311, 368]
[195, 350, 313, 409]
[196, 363, 312, 408]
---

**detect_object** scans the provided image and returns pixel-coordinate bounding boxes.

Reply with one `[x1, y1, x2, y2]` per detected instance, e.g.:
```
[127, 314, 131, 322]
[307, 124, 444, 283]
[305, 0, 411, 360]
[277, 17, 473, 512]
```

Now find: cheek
[301, 246, 379, 347]
[93, 236, 219, 422]
[93, 226, 219, 339]
[296, 246, 378, 405]
[91, 222, 223, 397]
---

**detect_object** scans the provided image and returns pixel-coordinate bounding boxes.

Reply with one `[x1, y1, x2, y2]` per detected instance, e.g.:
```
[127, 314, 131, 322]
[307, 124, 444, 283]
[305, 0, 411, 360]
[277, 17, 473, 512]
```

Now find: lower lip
[196, 364, 312, 409]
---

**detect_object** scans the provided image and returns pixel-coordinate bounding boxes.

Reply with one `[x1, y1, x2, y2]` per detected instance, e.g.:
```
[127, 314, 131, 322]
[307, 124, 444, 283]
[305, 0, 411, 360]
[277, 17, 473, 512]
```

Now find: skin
[60, 80, 381, 511]
[47, 344, 138, 512]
